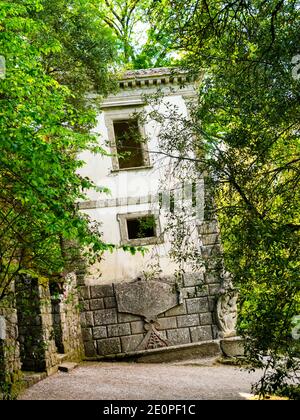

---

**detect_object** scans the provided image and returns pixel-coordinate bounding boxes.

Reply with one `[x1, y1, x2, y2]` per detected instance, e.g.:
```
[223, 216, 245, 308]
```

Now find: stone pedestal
[220, 336, 244, 357]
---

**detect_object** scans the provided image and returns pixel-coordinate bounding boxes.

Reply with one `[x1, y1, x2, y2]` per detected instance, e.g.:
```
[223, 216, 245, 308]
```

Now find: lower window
[118, 212, 163, 246]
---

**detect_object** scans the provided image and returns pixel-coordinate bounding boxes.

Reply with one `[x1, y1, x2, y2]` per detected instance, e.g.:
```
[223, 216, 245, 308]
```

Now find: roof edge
[117, 67, 195, 89]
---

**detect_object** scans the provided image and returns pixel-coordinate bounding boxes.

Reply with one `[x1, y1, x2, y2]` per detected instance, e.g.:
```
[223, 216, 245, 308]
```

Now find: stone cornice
[78, 194, 157, 210]
[87, 68, 200, 108]
[117, 67, 194, 89]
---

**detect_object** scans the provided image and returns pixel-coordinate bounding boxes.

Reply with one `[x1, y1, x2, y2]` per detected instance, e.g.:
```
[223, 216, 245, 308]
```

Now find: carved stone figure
[0, 315, 6, 340]
[216, 270, 238, 338]
[138, 318, 170, 350]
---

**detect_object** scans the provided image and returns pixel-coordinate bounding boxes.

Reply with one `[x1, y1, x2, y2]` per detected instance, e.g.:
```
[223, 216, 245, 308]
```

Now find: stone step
[58, 362, 78, 373]
[22, 372, 47, 387]
[86, 340, 222, 363]
[172, 356, 219, 367]
[56, 353, 68, 363]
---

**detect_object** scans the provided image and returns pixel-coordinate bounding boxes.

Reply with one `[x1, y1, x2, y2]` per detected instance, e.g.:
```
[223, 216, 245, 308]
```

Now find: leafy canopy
[151, 0, 300, 398]
[99, 0, 177, 68]
[0, 0, 116, 300]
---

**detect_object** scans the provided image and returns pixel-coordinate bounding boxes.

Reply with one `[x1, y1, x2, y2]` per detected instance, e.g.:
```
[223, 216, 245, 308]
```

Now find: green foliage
[0, 0, 117, 300]
[121, 244, 147, 256]
[99, 0, 176, 68]
[153, 0, 300, 398]
[198, 1, 300, 398]
[33, 0, 117, 101]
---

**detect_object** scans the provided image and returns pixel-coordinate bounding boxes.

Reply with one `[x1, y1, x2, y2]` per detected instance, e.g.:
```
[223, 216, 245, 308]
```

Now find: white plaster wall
[83, 205, 178, 285]
[79, 86, 197, 284]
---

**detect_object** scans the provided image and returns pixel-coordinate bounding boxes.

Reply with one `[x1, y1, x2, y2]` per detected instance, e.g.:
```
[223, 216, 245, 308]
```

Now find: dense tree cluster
[151, 0, 300, 398]
[0, 0, 116, 300]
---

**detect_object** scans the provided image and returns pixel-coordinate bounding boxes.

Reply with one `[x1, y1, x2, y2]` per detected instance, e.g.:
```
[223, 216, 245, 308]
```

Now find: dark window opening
[170, 191, 175, 213]
[113, 119, 145, 169]
[192, 181, 197, 207]
[127, 216, 156, 240]
[158, 192, 163, 209]
[49, 282, 65, 354]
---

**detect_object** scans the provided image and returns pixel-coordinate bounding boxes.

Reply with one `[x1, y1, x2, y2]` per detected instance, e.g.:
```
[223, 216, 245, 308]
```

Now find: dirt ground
[18, 361, 262, 400]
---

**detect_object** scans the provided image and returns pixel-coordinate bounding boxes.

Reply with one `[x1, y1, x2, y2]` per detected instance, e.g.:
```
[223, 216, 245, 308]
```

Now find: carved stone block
[115, 280, 179, 321]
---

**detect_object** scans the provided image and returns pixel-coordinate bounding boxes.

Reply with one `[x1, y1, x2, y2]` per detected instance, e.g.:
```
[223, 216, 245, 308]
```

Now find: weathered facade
[0, 68, 239, 396]
[78, 68, 199, 284]
[77, 68, 237, 358]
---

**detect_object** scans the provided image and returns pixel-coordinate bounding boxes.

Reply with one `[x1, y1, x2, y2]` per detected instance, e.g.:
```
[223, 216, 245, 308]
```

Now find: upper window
[104, 107, 151, 172]
[113, 119, 145, 169]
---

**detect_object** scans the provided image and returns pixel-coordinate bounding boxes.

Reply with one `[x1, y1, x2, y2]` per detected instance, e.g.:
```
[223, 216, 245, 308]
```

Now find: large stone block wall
[1, 274, 84, 398]
[79, 219, 223, 358]
[0, 306, 21, 382]
[16, 277, 58, 373]
[0, 218, 224, 385]
[0, 294, 22, 399]
[51, 274, 84, 361]
[79, 271, 221, 357]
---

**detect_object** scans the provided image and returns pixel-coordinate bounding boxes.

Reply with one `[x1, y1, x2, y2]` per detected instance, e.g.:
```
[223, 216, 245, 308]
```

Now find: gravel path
[18, 361, 262, 400]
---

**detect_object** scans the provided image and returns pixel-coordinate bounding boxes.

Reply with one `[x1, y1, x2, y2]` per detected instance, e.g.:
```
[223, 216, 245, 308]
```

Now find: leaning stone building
[0, 68, 239, 396]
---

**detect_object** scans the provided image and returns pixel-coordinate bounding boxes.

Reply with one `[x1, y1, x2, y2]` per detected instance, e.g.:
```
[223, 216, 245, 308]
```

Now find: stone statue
[216, 270, 238, 338]
[0, 315, 6, 340]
